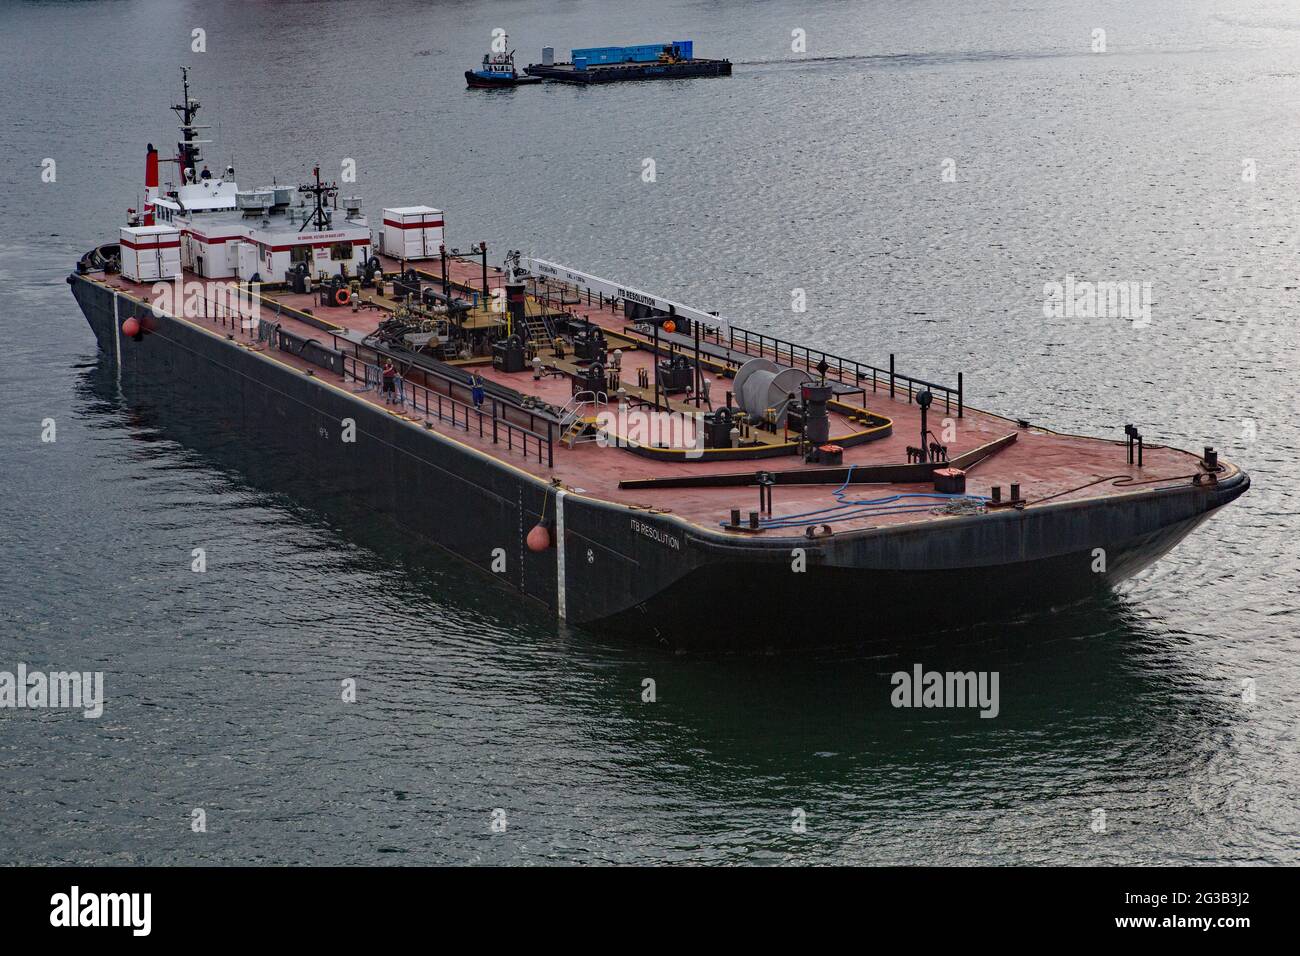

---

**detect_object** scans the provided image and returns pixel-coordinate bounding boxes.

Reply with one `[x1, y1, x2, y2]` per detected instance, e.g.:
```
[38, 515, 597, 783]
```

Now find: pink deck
[91, 256, 1224, 537]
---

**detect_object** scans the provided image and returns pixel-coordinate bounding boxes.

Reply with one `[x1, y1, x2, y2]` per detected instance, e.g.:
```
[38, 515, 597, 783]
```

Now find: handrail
[337, 345, 553, 468]
[559, 389, 608, 431]
[144, 276, 554, 466]
[721, 324, 963, 418]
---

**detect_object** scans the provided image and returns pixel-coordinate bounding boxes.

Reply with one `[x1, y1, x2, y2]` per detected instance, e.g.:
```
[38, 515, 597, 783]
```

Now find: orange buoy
[121, 317, 140, 337]
[333, 286, 350, 307]
[662, 319, 676, 334]
[526, 524, 551, 552]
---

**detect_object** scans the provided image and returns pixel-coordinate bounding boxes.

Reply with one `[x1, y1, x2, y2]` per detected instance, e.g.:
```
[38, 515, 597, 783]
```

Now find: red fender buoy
[121, 317, 140, 337]
[662, 319, 676, 334]
[526, 524, 551, 552]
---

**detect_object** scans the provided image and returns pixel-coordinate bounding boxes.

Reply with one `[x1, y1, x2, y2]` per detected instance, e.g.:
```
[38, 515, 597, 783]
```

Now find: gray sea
[0, 0, 1296, 864]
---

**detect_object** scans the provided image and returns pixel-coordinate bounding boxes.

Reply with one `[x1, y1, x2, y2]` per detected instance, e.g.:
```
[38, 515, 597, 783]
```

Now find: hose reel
[732, 358, 812, 428]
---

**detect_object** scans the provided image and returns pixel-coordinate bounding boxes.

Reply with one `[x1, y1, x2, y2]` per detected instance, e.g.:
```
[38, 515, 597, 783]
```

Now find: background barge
[525, 40, 732, 83]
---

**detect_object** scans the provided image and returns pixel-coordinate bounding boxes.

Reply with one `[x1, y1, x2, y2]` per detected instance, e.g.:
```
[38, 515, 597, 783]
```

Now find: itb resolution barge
[68, 72, 1247, 647]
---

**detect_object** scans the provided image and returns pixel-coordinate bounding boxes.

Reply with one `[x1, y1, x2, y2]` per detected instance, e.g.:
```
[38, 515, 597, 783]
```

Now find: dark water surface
[1, 0, 1297, 864]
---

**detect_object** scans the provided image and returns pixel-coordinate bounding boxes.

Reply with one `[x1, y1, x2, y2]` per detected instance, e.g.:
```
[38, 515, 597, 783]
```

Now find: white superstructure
[123, 68, 376, 283]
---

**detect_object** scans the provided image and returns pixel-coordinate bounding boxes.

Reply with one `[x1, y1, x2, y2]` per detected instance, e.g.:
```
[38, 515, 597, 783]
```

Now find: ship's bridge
[154, 178, 238, 220]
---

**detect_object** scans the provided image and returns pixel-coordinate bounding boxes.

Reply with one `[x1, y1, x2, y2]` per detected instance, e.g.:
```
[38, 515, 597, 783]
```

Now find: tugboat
[465, 39, 542, 88]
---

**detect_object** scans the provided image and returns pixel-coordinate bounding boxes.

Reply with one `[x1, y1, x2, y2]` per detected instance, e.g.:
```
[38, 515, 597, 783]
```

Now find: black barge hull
[69, 271, 1248, 648]
[524, 59, 732, 84]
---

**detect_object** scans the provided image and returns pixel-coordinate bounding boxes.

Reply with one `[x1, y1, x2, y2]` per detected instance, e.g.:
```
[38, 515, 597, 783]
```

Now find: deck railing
[403, 256, 962, 419]
[155, 276, 549, 467]
[192, 290, 259, 336]
[718, 325, 963, 417]
[335, 341, 554, 468]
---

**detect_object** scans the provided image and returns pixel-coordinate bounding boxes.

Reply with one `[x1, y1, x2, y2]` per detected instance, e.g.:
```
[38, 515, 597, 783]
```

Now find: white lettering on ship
[631, 518, 680, 550]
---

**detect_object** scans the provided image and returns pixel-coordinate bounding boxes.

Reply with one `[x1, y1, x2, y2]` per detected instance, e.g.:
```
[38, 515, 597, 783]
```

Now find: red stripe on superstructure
[264, 240, 370, 252]
[186, 233, 246, 245]
[180, 231, 366, 249]
[383, 218, 445, 229]
[120, 238, 181, 250]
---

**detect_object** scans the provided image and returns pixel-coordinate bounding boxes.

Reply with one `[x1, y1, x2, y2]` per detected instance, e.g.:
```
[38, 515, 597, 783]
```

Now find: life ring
[333, 286, 350, 307]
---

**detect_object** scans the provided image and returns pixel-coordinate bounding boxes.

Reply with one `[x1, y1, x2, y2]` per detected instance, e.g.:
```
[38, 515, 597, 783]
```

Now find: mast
[171, 67, 209, 183]
[297, 165, 339, 232]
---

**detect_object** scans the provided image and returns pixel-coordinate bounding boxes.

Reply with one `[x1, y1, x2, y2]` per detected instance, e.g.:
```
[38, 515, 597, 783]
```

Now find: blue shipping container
[570, 41, 695, 65]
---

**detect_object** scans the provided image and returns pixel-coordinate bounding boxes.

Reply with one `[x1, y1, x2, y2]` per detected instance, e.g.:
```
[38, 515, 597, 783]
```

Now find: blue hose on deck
[719, 464, 988, 530]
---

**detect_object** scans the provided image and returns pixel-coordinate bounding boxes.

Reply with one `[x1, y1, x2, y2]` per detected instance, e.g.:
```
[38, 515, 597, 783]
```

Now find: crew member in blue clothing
[381, 360, 398, 404]
[470, 373, 486, 409]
